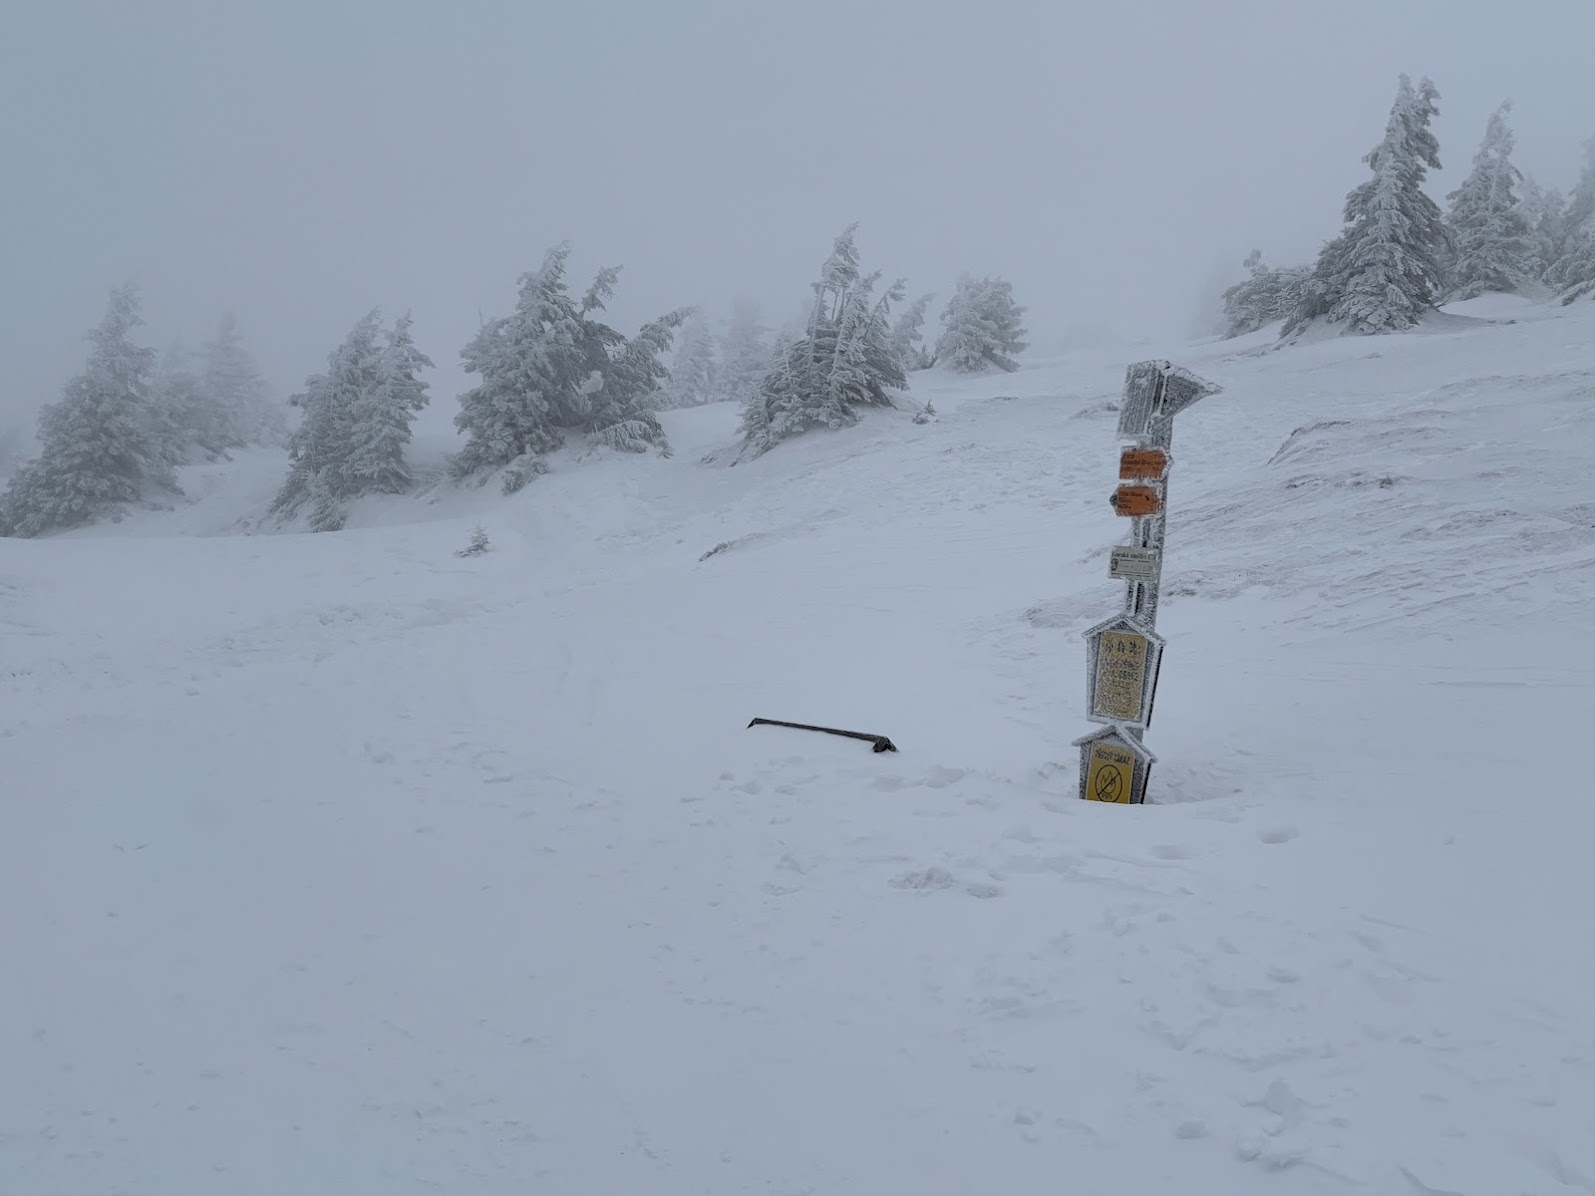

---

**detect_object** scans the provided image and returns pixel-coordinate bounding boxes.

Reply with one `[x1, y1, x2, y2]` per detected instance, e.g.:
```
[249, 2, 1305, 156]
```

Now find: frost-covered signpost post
[1074, 360, 1221, 804]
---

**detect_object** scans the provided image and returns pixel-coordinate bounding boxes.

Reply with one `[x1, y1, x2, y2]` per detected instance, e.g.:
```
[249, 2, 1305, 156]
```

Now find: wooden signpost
[1074, 360, 1220, 804]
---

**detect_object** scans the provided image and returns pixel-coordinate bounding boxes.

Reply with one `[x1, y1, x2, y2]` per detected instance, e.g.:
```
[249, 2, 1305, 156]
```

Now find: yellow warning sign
[1093, 630, 1148, 722]
[1086, 740, 1136, 803]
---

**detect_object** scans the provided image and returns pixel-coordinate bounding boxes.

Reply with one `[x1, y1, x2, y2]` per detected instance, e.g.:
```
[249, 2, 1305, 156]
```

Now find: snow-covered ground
[5, 296, 1595, 1194]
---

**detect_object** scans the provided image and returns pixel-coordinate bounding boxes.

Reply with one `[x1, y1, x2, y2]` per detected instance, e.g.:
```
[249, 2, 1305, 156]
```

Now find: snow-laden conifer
[715, 299, 771, 405]
[453, 245, 687, 489]
[664, 314, 718, 407]
[1518, 177, 1569, 282]
[1287, 76, 1449, 336]
[1220, 251, 1312, 337]
[1550, 138, 1595, 303]
[272, 310, 391, 531]
[1444, 103, 1533, 300]
[933, 275, 1027, 372]
[343, 312, 433, 495]
[0, 285, 170, 537]
[201, 314, 285, 451]
[739, 226, 907, 457]
[888, 292, 935, 372]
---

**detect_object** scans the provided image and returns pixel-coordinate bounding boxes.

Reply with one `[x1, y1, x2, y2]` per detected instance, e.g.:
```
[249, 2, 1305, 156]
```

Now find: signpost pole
[1075, 361, 1220, 803]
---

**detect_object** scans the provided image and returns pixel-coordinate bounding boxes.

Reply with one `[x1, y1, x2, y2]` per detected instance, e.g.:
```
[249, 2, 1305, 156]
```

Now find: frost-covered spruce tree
[739, 226, 906, 457]
[933, 274, 1027, 372]
[1551, 225, 1595, 303]
[272, 369, 337, 527]
[344, 312, 433, 495]
[1444, 103, 1533, 300]
[0, 285, 171, 538]
[1518, 177, 1569, 282]
[887, 292, 934, 372]
[1220, 251, 1312, 337]
[1286, 75, 1448, 336]
[1563, 137, 1595, 236]
[453, 247, 585, 481]
[453, 244, 688, 489]
[1549, 138, 1595, 303]
[201, 313, 283, 451]
[664, 313, 718, 407]
[0, 424, 24, 478]
[272, 311, 386, 531]
[587, 309, 690, 452]
[715, 298, 771, 405]
[149, 340, 209, 463]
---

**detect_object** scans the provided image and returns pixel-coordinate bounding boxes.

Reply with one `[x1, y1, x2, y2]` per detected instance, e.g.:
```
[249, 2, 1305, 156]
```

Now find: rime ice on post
[1075, 360, 1220, 804]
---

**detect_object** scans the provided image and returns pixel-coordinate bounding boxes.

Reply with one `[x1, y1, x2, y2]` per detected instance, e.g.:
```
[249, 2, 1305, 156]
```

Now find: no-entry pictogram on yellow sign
[1086, 740, 1136, 804]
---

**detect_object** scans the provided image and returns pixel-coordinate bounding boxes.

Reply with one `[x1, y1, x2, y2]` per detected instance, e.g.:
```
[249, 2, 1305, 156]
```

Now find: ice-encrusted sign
[1084, 613, 1164, 727]
[1076, 359, 1220, 805]
[1108, 546, 1160, 584]
[1072, 724, 1155, 805]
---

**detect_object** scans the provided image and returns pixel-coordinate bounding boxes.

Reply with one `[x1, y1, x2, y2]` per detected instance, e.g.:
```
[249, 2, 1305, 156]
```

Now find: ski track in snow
[4, 296, 1595, 1194]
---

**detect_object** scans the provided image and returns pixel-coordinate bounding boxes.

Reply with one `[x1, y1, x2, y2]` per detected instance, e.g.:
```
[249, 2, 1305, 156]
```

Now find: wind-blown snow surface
[5, 296, 1595, 1194]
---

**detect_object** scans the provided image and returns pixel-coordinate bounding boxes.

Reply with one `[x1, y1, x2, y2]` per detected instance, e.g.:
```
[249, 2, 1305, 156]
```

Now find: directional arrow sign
[1120, 448, 1169, 480]
[1109, 485, 1163, 517]
[1117, 360, 1223, 441]
[1154, 365, 1223, 422]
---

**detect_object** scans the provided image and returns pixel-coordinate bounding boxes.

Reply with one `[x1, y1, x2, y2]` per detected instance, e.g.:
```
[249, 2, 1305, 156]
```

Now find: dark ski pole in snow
[747, 717, 898, 753]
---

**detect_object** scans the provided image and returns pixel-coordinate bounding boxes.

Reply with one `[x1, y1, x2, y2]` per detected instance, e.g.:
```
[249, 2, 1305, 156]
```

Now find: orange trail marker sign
[1119, 448, 1169, 480]
[1110, 485, 1163, 517]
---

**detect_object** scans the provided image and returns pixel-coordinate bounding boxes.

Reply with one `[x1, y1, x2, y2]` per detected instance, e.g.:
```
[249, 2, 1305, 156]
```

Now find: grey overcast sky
[2, 0, 1593, 433]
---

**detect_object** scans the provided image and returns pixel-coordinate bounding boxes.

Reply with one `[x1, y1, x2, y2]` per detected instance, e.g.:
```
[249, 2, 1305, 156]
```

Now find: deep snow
[4, 294, 1595, 1194]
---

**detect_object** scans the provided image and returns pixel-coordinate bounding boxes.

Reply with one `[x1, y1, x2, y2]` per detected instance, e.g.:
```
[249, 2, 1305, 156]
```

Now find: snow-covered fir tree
[933, 274, 1028, 372]
[452, 244, 687, 490]
[0, 424, 27, 478]
[272, 310, 399, 532]
[1549, 137, 1595, 303]
[1518, 177, 1569, 282]
[1562, 137, 1595, 236]
[343, 312, 434, 496]
[1444, 102, 1533, 300]
[887, 292, 935, 372]
[1286, 75, 1449, 336]
[1550, 224, 1595, 303]
[1220, 251, 1312, 337]
[0, 285, 171, 537]
[585, 309, 690, 453]
[454, 248, 584, 480]
[148, 340, 210, 466]
[200, 313, 285, 451]
[664, 313, 718, 407]
[715, 298, 771, 405]
[739, 225, 907, 457]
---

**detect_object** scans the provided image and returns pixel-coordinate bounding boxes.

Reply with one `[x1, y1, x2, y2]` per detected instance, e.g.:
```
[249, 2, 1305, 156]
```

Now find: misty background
[3, 0, 1592, 440]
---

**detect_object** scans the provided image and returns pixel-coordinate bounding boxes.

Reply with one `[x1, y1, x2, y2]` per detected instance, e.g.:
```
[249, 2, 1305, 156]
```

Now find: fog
[3, 0, 1592, 434]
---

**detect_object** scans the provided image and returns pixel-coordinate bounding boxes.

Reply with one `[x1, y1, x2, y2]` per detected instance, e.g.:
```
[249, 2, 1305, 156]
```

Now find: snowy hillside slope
[4, 298, 1595, 1194]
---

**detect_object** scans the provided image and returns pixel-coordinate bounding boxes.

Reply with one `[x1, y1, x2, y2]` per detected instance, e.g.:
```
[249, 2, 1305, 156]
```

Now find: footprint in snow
[1257, 824, 1300, 844]
[890, 866, 957, 890]
[888, 866, 1004, 898]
